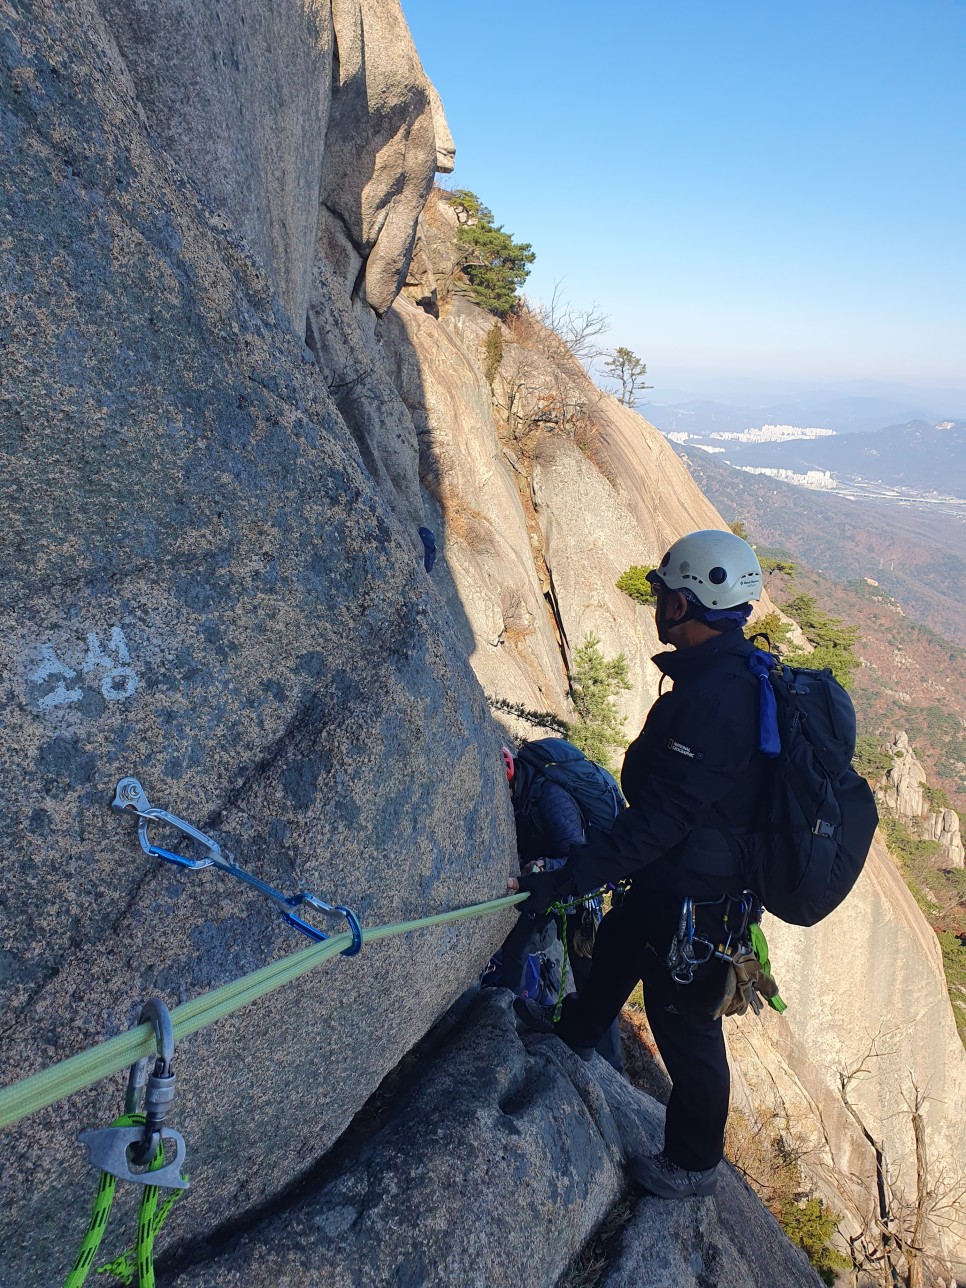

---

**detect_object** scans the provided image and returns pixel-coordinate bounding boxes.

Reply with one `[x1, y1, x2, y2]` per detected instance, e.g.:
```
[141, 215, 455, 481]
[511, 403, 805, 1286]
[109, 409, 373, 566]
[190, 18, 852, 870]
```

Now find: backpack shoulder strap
[747, 648, 781, 758]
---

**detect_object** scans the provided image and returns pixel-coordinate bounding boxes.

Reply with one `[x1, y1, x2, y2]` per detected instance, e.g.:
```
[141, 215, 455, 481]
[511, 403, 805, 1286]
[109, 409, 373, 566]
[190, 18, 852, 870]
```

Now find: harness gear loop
[545, 886, 611, 1021]
[112, 777, 363, 953]
[666, 892, 787, 1015]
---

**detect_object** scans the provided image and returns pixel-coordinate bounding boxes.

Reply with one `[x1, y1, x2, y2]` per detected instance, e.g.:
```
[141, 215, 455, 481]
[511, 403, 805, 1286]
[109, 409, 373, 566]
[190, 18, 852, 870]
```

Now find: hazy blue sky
[400, 0, 965, 391]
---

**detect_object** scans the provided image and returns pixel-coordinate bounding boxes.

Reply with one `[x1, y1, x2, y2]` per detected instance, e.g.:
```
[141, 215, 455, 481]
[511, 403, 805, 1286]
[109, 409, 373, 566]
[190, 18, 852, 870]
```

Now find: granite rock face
[95, 0, 333, 332]
[383, 297, 575, 731]
[0, 2, 510, 1281]
[729, 837, 966, 1276]
[166, 991, 823, 1288]
[599, 1168, 823, 1288]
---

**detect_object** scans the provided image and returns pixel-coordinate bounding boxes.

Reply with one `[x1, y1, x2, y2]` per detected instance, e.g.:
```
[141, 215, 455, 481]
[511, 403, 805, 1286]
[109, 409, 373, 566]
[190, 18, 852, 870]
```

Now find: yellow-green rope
[0, 893, 528, 1132]
[62, 1112, 184, 1288]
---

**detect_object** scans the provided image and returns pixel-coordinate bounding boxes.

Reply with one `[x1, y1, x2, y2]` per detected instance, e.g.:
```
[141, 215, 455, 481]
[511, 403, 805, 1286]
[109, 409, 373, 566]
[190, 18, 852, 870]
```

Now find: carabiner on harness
[78, 999, 189, 1190]
[667, 891, 760, 986]
[112, 777, 363, 954]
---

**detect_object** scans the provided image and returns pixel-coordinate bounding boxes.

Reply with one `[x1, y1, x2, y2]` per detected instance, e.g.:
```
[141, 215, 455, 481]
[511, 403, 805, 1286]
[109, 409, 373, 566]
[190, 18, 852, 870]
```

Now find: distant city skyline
[401, 0, 966, 392]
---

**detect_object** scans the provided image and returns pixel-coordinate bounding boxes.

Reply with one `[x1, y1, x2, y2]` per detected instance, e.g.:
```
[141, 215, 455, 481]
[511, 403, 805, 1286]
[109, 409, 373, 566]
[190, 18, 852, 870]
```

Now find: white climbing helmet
[648, 530, 763, 610]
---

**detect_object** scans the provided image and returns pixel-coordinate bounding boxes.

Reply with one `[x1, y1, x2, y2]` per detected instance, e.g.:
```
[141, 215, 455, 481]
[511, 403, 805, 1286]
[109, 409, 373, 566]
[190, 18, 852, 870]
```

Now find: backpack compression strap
[747, 650, 781, 758]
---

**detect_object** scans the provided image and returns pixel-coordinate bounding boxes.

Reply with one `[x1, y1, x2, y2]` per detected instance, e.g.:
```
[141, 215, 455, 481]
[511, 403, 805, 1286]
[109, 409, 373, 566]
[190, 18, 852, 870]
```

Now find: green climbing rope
[62, 1112, 184, 1288]
[546, 887, 611, 1022]
[0, 893, 528, 1132]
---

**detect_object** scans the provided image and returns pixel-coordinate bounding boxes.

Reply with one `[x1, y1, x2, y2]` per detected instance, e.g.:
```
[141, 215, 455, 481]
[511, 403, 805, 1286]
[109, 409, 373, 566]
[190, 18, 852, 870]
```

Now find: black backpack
[745, 652, 879, 927]
[516, 738, 627, 835]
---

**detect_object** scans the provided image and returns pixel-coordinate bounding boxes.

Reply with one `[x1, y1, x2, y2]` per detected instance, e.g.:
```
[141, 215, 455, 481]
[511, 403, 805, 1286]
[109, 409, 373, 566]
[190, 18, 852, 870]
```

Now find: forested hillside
[679, 444, 966, 641]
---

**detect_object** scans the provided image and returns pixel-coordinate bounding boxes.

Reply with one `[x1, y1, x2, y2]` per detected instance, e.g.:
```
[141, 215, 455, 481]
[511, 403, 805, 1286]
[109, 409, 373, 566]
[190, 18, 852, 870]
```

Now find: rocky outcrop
[878, 732, 965, 867]
[929, 807, 965, 868]
[879, 731, 929, 816]
[165, 992, 823, 1288]
[317, 0, 449, 315]
[95, 0, 452, 331]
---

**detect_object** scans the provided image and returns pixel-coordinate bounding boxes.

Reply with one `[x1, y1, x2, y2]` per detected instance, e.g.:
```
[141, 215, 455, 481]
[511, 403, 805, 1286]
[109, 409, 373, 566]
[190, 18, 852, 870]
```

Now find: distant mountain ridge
[720, 418, 966, 496]
[648, 386, 966, 437]
[675, 443, 966, 641]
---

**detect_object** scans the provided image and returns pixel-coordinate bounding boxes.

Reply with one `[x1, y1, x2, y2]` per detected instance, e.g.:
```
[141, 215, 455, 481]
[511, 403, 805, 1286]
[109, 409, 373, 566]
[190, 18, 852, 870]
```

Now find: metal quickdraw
[112, 777, 363, 954]
[666, 891, 761, 991]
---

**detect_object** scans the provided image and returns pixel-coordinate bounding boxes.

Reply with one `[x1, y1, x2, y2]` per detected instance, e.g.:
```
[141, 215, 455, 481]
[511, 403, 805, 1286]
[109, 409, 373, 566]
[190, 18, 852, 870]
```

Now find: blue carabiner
[144, 837, 215, 871]
[282, 893, 363, 956]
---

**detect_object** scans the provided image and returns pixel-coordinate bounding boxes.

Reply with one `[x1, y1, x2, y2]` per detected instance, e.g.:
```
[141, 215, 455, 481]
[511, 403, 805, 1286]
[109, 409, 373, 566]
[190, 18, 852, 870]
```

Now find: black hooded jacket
[520, 629, 767, 910]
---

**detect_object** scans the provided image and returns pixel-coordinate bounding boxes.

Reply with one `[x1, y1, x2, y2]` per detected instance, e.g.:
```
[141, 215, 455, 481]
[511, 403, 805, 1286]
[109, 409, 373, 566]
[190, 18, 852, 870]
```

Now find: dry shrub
[574, 418, 620, 488]
[503, 623, 533, 647]
[500, 590, 534, 647]
[725, 1107, 805, 1218]
[445, 497, 493, 553]
[618, 1005, 672, 1104]
[422, 469, 494, 553]
[503, 300, 547, 348]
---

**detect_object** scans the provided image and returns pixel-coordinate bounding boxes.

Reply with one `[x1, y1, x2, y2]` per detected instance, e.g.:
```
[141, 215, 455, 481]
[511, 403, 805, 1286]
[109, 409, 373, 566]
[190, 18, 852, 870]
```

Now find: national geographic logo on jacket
[666, 739, 704, 760]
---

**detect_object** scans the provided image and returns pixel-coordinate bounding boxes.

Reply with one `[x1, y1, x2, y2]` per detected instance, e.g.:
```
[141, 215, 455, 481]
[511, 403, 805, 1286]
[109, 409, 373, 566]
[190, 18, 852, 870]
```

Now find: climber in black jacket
[511, 529, 767, 1200]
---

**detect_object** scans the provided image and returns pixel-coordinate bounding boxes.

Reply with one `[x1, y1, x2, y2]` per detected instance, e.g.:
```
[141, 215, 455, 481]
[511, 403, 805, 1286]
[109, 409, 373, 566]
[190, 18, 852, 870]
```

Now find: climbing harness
[66, 1001, 188, 1288]
[112, 777, 363, 954]
[666, 892, 786, 1015]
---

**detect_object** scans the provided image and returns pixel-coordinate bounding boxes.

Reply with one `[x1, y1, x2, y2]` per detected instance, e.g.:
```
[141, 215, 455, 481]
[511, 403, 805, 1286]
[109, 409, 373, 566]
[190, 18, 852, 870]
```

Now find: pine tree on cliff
[604, 346, 652, 407]
[449, 190, 535, 318]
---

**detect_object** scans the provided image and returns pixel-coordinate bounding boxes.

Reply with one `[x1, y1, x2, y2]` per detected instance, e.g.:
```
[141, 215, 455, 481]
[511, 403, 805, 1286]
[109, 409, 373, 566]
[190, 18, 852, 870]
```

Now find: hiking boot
[629, 1151, 718, 1199]
[512, 997, 594, 1062]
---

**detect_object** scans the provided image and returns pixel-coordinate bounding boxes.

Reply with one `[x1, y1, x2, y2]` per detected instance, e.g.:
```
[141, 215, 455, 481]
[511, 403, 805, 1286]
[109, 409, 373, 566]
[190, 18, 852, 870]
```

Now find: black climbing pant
[555, 894, 731, 1173]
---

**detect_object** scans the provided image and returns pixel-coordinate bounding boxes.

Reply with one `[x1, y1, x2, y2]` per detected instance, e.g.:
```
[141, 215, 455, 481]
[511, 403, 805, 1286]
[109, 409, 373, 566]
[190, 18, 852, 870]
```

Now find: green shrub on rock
[568, 634, 631, 771]
[448, 189, 534, 319]
[779, 1197, 850, 1285]
[616, 565, 656, 604]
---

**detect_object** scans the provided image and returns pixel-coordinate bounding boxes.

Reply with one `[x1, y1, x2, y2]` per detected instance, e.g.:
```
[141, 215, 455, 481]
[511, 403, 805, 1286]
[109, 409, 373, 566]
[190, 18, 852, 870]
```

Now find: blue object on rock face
[418, 526, 437, 573]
